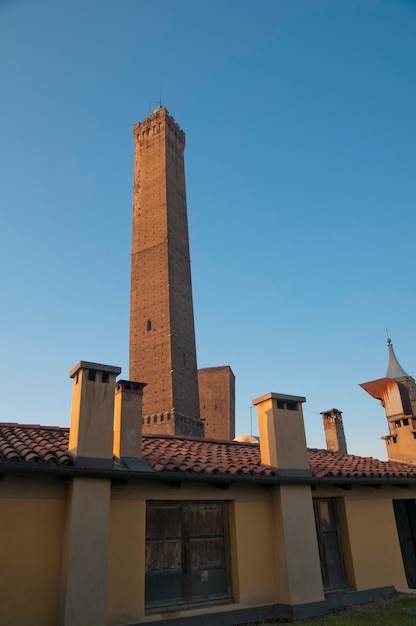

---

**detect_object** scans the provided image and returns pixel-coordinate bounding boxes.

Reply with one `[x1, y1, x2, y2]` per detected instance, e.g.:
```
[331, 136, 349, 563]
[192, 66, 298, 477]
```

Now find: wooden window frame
[145, 501, 233, 613]
[314, 497, 348, 592]
[393, 499, 416, 588]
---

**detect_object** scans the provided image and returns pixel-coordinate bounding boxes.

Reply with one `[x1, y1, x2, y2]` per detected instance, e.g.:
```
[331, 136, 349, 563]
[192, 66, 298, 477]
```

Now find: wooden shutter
[145, 501, 232, 610]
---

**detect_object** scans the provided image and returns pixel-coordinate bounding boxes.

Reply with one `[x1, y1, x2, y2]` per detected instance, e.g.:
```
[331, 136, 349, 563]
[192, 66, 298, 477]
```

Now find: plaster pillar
[59, 361, 121, 625]
[253, 392, 325, 611]
[59, 478, 111, 626]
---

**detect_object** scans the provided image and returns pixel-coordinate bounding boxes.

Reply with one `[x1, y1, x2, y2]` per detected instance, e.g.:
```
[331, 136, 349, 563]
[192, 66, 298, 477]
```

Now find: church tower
[129, 106, 203, 437]
[360, 338, 416, 464]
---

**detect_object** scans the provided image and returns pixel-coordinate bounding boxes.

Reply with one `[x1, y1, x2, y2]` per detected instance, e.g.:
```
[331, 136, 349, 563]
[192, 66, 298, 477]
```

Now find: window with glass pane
[314, 498, 348, 591]
[145, 501, 232, 610]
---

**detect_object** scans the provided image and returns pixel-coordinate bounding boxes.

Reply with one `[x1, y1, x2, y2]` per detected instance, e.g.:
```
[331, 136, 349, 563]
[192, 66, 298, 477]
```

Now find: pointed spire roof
[386, 338, 409, 379]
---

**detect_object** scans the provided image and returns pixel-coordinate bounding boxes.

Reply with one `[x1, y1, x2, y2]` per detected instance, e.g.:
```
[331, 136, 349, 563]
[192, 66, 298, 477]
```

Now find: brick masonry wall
[198, 366, 235, 440]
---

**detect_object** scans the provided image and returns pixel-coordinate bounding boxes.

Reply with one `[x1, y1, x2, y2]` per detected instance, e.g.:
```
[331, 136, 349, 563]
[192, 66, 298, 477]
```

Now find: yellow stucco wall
[107, 499, 146, 625]
[343, 498, 407, 590]
[231, 499, 278, 606]
[0, 497, 65, 626]
[1, 474, 412, 626]
[107, 483, 280, 624]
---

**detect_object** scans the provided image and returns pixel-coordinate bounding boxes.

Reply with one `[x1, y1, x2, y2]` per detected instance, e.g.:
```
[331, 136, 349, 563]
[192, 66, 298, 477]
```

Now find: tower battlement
[133, 106, 185, 146]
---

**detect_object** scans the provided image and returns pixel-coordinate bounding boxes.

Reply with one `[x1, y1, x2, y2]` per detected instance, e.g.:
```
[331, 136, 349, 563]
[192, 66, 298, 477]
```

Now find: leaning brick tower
[129, 105, 204, 437]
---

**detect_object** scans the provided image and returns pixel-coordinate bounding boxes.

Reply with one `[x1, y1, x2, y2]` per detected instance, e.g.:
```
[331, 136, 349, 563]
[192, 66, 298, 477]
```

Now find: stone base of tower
[142, 409, 205, 437]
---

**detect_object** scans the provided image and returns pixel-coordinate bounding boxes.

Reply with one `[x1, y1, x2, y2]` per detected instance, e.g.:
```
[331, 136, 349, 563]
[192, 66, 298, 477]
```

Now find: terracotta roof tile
[0, 424, 73, 466]
[308, 448, 416, 479]
[1, 424, 416, 480]
[141, 434, 277, 477]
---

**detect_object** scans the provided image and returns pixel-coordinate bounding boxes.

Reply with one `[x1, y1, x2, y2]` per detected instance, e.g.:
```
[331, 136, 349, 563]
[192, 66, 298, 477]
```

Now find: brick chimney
[68, 361, 121, 468]
[252, 392, 310, 474]
[321, 408, 348, 454]
[113, 380, 146, 459]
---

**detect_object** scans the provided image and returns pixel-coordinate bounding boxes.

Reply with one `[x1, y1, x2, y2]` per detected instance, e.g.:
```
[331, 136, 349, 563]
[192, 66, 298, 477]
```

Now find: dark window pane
[146, 505, 182, 539]
[314, 498, 347, 591]
[191, 567, 228, 597]
[187, 503, 224, 537]
[318, 500, 337, 531]
[326, 561, 345, 588]
[190, 537, 225, 569]
[145, 572, 184, 602]
[145, 501, 232, 609]
[146, 540, 182, 572]
[323, 532, 342, 561]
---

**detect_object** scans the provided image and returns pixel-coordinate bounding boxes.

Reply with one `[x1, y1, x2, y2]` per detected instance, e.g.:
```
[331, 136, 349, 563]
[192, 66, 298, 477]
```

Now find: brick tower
[198, 366, 235, 440]
[129, 106, 204, 437]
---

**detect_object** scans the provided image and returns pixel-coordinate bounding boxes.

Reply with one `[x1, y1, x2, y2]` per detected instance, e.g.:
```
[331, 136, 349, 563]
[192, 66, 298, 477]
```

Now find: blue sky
[1, 0, 415, 459]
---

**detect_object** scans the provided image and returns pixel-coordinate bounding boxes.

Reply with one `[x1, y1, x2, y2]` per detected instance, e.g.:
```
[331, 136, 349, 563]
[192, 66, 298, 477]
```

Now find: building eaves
[1, 424, 416, 484]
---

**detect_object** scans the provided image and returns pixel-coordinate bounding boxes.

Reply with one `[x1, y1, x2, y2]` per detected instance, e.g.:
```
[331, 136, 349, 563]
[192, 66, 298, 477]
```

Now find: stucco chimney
[69, 361, 121, 468]
[252, 392, 310, 474]
[252, 392, 324, 607]
[321, 408, 348, 454]
[113, 380, 146, 459]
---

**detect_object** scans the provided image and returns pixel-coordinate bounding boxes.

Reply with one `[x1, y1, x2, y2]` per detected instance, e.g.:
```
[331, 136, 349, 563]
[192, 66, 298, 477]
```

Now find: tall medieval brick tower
[129, 105, 204, 437]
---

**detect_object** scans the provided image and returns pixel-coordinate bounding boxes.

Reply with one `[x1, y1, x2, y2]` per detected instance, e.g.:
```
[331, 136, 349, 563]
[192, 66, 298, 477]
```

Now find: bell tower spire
[386, 337, 409, 379]
[360, 337, 416, 464]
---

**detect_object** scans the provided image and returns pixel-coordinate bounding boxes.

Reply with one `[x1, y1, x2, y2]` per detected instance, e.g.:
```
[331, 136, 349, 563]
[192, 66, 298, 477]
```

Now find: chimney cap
[115, 379, 147, 391]
[69, 361, 122, 379]
[252, 392, 306, 406]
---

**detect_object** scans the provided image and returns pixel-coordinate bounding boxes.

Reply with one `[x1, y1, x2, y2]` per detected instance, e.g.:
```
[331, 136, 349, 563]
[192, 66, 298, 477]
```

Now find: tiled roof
[308, 448, 416, 479]
[0, 424, 73, 466]
[1, 423, 416, 480]
[142, 435, 276, 476]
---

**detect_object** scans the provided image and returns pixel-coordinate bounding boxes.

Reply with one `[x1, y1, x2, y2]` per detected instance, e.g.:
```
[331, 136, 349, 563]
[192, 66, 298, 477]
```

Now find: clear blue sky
[1, 0, 415, 459]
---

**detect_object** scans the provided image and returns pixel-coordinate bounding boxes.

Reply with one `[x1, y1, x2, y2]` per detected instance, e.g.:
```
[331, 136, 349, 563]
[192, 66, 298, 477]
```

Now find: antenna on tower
[386, 328, 390, 343]
[159, 85, 163, 107]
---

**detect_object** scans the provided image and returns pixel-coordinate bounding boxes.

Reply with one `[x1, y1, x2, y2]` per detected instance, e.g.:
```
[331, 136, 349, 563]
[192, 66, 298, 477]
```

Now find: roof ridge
[142, 433, 259, 445]
[0, 423, 69, 431]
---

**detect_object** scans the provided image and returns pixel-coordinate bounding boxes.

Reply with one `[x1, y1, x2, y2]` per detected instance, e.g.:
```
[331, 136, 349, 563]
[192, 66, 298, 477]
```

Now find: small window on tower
[147, 320, 152, 331]
[183, 352, 187, 367]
